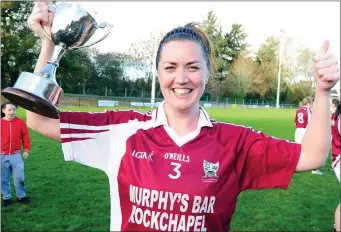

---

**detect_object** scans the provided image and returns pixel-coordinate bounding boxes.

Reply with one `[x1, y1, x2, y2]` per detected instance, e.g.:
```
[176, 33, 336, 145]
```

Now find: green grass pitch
[1, 107, 339, 231]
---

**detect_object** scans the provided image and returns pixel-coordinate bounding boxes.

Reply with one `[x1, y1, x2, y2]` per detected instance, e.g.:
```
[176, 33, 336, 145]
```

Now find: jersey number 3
[169, 162, 181, 179]
[298, 112, 304, 124]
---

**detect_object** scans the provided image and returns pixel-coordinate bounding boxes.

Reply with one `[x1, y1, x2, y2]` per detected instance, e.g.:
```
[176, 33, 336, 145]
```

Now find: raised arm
[296, 41, 340, 172]
[25, 2, 60, 141]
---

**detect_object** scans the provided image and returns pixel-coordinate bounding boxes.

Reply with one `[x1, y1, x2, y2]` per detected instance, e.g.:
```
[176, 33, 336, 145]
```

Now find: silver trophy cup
[2, 2, 112, 119]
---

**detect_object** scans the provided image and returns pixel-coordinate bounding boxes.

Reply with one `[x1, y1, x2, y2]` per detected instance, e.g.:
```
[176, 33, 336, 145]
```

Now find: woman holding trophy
[24, 1, 340, 231]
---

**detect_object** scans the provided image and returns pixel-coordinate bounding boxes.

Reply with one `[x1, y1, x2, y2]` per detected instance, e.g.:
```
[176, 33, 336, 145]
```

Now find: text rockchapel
[128, 185, 216, 231]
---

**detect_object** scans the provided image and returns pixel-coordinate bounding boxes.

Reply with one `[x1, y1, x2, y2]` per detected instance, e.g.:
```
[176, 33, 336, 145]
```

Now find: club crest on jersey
[202, 160, 219, 183]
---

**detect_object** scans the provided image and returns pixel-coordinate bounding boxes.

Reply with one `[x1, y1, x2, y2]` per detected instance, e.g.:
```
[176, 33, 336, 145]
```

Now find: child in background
[1, 101, 31, 207]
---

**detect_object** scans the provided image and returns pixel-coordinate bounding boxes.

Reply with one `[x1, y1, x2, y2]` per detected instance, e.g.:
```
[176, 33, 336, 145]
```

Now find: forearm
[27, 39, 53, 130]
[26, 39, 60, 142]
[33, 39, 54, 73]
[23, 143, 30, 153]
[301, 90, 331, 168]
[22, 136, 31, 152]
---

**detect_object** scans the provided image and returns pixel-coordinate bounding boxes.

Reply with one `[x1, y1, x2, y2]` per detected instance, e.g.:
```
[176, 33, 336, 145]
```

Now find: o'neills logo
[164, 153, 190, 163]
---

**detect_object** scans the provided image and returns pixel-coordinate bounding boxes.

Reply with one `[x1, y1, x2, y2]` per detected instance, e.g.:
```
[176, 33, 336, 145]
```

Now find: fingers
[320, 40, 329, 53]
[317, 65, 339, 76]
[321, 73, 340, 82]
[315, 57, 339, 69]
[47, 11, 54, 27]
[314, 53, 332, 63]
[314, 40, 330, 63]
[313, 41, 340, 91]
[27, 1, 53, 38]
[34, 2, 49, 25]
[27, 1, 50, 35]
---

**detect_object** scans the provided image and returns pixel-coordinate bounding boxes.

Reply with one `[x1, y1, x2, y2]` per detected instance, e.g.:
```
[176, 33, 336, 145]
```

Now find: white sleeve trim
[62, 142, 74, 161]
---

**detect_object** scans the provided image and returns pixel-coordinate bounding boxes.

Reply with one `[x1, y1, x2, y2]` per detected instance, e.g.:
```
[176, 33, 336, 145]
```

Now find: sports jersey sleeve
[59, 109, 147, 173]
[294, 110, 298, 124]
[236, 127, 301, 191]
[21, 120, 31, 152]
[60, 111, 113, 173]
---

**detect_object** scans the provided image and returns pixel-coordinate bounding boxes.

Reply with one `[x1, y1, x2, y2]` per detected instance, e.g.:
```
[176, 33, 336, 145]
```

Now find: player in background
[295, 97, 324, 175]
[329, 99, 340, 171]
[331, 99, 340, 126]
[331, 102, 340, 232]
[294, 97, 313, 144]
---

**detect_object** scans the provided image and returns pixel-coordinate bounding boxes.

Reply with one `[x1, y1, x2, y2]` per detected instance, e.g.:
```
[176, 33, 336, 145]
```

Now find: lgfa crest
[202, 160, 219, 183]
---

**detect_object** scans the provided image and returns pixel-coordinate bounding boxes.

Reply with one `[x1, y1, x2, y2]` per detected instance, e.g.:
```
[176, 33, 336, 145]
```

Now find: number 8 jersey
[59, 101, 301, 232]
[294, 107, 312, 129]
[294, 106, 312, 144]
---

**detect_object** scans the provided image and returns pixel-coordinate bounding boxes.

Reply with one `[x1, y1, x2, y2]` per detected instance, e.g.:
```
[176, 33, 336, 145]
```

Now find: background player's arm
[331, 112, 336, 126]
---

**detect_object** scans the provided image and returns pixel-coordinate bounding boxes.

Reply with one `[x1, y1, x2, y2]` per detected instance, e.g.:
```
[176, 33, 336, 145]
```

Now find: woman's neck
[163, 103, 200, 137]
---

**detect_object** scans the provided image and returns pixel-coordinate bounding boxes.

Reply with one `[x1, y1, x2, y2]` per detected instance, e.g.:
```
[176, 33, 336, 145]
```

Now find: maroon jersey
[331, 115, 340, 164]
[59, 102, 301, 231]
[295, 107, 311, 129]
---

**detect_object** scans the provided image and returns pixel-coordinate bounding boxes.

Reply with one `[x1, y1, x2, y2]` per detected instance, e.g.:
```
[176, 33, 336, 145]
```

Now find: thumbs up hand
[312, 40, 340, 92]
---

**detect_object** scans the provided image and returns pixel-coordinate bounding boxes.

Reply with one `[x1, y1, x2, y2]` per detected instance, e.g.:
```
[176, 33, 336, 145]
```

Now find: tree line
[2, 2, 335, 104]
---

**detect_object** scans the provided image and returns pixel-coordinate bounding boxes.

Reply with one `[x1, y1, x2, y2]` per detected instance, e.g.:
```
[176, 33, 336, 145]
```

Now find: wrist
[315, 88, 331, 98]
[41, 38, 54, 49]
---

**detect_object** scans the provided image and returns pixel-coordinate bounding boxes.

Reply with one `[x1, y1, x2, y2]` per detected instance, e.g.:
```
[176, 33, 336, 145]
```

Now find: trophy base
[2, 87, 60, 119]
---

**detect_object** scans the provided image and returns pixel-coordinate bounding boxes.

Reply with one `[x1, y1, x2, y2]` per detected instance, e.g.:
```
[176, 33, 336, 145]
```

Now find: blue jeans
[1, 154, 26, 200]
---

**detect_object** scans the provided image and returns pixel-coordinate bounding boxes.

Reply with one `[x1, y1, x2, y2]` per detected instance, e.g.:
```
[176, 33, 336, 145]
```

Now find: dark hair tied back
[155, 22, 215, 74]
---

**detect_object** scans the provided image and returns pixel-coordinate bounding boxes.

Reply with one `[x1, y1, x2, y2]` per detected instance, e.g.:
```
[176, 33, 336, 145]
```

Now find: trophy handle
[42, 27, 53, 42]
[68, 22, 113, 51]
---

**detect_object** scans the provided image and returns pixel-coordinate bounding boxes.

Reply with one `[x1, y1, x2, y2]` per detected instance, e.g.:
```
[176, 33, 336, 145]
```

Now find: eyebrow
[162, 61, 201, 65]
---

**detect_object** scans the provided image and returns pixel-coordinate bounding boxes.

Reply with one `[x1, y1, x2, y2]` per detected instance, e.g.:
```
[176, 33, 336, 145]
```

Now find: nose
[174, 68, 189, 85]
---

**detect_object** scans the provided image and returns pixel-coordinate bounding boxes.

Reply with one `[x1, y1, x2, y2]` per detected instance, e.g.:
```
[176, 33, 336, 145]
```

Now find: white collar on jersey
[153, 101, 213, 129]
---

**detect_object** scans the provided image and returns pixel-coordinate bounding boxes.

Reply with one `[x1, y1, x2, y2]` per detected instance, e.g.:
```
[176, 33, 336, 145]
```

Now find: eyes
[164, 66, 199, 72]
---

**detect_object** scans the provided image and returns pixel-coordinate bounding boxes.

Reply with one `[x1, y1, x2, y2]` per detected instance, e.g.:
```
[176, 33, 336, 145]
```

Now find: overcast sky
[75, 2, 340, 57]
[68, 1, 340, 90]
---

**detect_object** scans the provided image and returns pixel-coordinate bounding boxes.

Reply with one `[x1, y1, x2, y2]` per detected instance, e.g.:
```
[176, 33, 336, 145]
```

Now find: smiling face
[1, 103, 17, 120]
[157, 40, 209, 112]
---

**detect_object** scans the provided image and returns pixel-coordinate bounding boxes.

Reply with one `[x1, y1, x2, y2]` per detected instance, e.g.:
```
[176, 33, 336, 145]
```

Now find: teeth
[174, 89, 191, 95]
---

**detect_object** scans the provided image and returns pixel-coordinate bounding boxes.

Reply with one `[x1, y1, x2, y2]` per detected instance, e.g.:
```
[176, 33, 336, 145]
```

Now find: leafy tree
[222, 55, 255, 99]
[252, 36, 280, 100]
[1, 1, 37, 87]
[202, 10, 249, 100]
